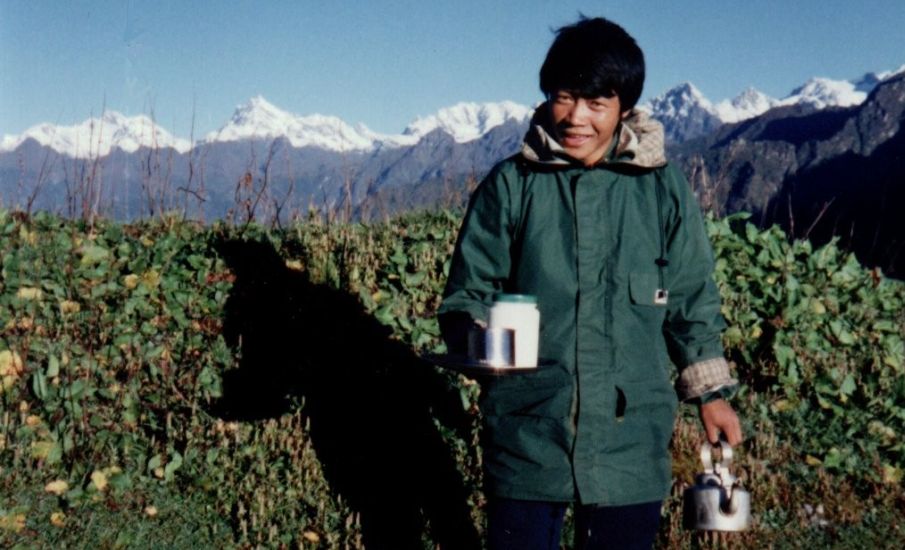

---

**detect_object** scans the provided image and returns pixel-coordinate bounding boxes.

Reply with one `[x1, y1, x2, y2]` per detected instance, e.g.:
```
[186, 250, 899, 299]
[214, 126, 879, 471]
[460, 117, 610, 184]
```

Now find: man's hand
[699, 399, 743, 447]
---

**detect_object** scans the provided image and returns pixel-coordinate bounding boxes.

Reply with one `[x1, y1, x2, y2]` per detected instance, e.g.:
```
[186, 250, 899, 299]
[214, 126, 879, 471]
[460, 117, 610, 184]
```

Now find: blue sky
[2, 0, 904, 137]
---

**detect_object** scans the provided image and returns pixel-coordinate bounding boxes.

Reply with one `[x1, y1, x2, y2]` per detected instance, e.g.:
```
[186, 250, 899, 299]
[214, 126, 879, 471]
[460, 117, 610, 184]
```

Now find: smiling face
[550, 91, 626, 166]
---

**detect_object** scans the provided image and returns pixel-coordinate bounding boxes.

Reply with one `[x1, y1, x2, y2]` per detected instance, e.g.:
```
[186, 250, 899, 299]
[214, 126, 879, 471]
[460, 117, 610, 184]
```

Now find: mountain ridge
[2, 66, 903, 279]
[671, 72, 905, 276]
[5, 65, 902, 159]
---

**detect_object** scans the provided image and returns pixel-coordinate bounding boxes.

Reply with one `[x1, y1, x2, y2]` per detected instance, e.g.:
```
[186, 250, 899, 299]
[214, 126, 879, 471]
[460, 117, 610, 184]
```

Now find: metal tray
[421, 353, 552, 377]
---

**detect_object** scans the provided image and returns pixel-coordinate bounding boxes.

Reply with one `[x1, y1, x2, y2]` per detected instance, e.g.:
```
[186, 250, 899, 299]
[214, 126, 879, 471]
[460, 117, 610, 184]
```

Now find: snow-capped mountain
[204, 95, 379, 151]
[645, 65, 905, 144]
[778, 77, 868, 109]
[3, 66, 903, 259]
[714, 88, 779, 124]
[644, 82, 714, 119]
[402, 101, 533, 143]
[4, 64, 904, 159]
[777, 66, 904, 110]
[668, 71, 905, 277]
[0, 111, 192, 158]
[642, 82, 723, 144]
[644, 83, 781, 134]
[203, 96, 532, 151]
[1, 97, 536, 158]
[643, 83, 783, 143]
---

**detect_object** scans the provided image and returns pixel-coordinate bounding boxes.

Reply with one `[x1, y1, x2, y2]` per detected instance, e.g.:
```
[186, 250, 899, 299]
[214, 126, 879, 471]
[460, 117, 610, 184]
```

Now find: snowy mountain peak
[670, 82, 711, 103]
[645, 82, 715, 117]
[779, 77, 867, 109]
[675, 81, 706, 97]
[5, 64, 904, 158]
[714, 87, 778, 123]
[0, 111, 191, 158]
[880, 63, 905, 80]
[229, 95, 290, 126]
[403, 101, 533, 143]
[648, 82, 713, 112]
[206, 96, 377, 151]
[206, 97, 536, 150]
[642, 83, 722, 144]
[733, 87, 772, 105]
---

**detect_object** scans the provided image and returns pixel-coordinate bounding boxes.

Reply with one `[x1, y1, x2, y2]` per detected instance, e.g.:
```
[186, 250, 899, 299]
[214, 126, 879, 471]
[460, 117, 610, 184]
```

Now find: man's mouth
[560, 133, 593, 148]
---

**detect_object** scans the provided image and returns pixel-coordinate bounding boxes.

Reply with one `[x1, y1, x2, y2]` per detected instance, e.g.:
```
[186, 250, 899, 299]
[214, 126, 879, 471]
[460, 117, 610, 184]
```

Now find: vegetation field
[0, 208, 903, 548]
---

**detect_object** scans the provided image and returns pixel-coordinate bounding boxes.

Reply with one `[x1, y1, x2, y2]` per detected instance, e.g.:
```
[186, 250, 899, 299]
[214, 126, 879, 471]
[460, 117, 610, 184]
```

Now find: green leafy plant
[1, 207, 903, 548]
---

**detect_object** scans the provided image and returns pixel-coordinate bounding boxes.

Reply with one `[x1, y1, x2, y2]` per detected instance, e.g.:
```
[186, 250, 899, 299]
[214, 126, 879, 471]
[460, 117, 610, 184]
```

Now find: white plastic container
[488, 294, 539, 368]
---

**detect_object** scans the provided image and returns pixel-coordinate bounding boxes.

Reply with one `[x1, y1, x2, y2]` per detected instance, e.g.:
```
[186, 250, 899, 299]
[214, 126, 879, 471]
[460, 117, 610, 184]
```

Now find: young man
[438, 17, 742, 550]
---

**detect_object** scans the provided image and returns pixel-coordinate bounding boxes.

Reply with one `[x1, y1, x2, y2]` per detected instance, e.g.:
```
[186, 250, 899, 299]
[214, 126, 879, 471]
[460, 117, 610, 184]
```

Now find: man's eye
[555, 94, 574, 104]
[590, 101, 607, 110]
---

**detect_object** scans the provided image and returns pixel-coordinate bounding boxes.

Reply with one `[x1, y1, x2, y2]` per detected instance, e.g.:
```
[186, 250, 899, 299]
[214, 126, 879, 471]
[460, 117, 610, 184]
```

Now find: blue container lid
[493, 293, 537, 304]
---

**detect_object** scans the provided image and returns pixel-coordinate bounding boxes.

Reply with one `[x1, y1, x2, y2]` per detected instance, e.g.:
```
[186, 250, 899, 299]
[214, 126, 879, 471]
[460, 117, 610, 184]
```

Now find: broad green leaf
[79, 244, 110, 266]
[31, 372, 47, 400]
[839, 374, 856, 396]
[47, 354, 60, 377]
[148, 454, 163, 472]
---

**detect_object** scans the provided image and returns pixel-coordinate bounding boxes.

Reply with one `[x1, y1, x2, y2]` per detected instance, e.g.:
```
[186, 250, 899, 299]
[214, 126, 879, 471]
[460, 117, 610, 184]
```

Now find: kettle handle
[700, 440, 733, 474]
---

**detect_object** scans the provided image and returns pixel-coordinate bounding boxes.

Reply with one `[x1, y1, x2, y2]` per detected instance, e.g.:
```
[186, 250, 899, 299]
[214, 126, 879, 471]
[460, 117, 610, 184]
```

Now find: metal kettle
[683, 441, 751, 531]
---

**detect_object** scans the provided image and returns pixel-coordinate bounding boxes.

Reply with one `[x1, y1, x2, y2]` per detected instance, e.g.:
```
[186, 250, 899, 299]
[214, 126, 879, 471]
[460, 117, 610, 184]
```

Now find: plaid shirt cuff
[676, 357, 738, 401]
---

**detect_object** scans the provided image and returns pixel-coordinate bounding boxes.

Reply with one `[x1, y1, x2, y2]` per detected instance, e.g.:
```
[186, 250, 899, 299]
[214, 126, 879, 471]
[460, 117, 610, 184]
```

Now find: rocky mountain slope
[672, 73, 905, 276]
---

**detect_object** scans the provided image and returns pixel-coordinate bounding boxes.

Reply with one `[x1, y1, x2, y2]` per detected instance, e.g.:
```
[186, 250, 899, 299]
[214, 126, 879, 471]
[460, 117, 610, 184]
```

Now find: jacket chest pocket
[629, 272, 668, 307]
[614, 272, 669, 361]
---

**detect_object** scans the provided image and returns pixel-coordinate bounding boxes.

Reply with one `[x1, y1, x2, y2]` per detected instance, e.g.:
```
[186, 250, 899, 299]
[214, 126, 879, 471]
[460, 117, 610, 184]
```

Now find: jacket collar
[520, 103, 667, 169]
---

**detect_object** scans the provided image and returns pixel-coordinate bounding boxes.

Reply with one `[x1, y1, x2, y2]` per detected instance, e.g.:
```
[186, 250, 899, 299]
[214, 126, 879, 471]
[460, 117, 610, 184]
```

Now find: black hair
[539, 17, 645, 112]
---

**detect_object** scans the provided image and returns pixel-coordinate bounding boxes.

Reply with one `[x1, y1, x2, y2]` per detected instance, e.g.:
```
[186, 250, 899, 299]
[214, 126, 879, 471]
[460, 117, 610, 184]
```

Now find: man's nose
[565, 99, 591, 124]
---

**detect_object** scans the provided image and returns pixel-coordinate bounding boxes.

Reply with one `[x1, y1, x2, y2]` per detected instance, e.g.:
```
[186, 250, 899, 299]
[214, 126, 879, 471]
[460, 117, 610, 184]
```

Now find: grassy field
[0, 208, 903, 548]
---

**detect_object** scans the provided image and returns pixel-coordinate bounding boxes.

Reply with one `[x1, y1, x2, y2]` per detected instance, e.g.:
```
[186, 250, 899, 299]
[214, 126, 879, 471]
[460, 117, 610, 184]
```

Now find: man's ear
[620, 109, 632, 120]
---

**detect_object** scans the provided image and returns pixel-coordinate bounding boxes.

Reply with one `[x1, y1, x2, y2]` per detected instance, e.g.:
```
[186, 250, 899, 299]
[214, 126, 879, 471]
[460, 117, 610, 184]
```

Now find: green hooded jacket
[438, 106, 736, 505]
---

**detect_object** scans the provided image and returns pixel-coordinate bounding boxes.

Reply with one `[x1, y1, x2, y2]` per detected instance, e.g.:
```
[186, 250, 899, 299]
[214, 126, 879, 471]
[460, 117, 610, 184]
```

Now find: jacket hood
[520, 103, 667, 169]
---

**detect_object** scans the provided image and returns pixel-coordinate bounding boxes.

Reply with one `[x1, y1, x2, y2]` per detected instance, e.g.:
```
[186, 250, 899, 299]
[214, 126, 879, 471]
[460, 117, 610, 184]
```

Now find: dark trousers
[487, 498, 662, 550]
